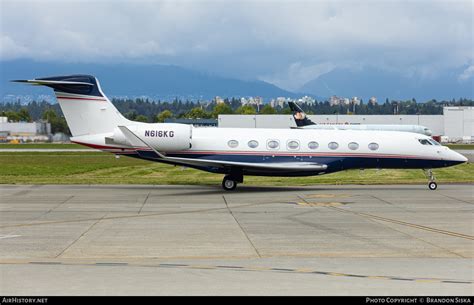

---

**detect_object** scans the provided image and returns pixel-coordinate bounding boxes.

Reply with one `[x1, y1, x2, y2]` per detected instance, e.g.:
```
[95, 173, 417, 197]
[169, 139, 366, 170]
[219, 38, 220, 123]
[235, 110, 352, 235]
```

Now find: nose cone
[449, 150, 468, 164]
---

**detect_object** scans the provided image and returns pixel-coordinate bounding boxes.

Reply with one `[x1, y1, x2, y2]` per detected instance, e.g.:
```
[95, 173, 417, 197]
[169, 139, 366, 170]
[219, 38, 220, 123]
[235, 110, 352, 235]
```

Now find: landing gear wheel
[424, 169, 438, 191]
[222, 176, 237, 191]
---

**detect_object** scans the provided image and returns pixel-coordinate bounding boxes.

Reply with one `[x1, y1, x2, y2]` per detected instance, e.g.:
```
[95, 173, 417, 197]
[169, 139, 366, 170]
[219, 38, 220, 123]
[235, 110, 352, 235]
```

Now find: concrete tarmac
[0, 184, 472, 295]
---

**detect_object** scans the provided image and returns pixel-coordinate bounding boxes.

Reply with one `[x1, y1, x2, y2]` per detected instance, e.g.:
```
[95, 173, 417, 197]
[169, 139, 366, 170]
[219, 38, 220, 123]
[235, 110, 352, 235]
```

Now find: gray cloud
[1, 0, 472, 90]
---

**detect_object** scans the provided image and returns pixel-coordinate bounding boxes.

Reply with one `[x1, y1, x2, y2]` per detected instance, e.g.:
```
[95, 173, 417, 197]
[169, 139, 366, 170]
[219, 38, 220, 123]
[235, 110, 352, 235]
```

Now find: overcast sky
[1, 0, 472, 90]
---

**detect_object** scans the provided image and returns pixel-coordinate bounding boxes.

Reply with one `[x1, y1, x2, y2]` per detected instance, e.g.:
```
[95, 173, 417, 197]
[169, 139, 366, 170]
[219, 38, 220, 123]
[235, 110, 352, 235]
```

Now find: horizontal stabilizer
[11, 79, 94, 86]
[12, 75, 103, 97]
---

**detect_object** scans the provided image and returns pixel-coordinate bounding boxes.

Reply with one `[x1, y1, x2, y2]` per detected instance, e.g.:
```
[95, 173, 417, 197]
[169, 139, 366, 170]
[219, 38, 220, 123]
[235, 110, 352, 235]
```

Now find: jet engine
[109, 123, 192, 152]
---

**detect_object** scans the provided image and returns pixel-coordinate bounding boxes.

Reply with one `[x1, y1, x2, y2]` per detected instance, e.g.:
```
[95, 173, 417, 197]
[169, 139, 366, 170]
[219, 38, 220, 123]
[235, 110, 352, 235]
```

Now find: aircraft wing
[118, 125, 327, 172]
[163, 157, 327, 172]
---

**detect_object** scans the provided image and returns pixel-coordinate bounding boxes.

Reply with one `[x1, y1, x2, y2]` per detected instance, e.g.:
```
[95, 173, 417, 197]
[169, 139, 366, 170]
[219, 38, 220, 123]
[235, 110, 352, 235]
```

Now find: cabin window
[267, 140, 280, 150]
[428, 139, 441, 146]
[328, 142, 339, 150]
[368, 142, 379, 150]
[348, 142, 359, 150]
[418, 139, 432, 145]
[228, 140, 239, 148]
[248, 140, 259, 148]
[308, 141, 319, 150]
[287, 140, 300, 150]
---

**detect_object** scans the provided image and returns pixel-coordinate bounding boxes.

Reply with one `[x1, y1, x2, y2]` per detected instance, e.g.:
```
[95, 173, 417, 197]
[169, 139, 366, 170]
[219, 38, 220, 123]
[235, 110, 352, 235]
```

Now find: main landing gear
[425, 169, 437, 190]
[222, 176, 237, 191]
[222, 171, 243, 191]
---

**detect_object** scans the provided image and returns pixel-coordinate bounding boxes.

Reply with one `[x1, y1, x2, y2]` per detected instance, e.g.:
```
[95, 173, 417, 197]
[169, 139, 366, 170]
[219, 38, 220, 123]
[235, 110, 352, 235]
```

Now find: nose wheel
[222, 176, 238, 191]
[425, 169, 437, 190]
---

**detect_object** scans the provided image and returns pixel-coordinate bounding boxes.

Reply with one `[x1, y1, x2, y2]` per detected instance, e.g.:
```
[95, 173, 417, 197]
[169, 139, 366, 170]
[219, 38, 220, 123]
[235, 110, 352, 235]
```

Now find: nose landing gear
[425, 169, 437, 190]
[428, 181, 437, 190]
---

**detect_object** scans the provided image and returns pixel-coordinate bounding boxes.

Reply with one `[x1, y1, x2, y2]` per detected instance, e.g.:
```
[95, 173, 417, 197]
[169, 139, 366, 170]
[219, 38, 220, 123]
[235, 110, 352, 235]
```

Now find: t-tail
[12, 75, 131, 137]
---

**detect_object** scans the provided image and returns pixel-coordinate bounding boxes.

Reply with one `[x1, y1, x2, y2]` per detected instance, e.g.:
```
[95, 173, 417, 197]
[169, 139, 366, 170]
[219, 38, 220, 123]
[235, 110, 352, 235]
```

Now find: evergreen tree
[185, 107, 211, 119]
[212, 103, 233, 118]
[259, 104, 276, 114]
[236, 105, 257, 114]
[156, 110, 173, 123]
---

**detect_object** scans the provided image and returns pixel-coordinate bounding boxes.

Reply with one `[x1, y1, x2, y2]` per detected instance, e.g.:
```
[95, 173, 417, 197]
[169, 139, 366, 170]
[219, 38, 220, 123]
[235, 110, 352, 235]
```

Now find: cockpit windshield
[418, 138, 441, 146]
[418, 139, 432, 145]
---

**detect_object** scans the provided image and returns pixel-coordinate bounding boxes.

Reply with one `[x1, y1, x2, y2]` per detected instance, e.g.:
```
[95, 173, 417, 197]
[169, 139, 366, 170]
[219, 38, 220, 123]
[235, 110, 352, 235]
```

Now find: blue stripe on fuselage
[166, 152, 461, 170]
[125, 150, 463, 176]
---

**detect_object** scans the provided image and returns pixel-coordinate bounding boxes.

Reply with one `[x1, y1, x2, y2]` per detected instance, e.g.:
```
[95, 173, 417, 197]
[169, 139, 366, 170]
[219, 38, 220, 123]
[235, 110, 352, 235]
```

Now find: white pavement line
[0, 235, 22, 240]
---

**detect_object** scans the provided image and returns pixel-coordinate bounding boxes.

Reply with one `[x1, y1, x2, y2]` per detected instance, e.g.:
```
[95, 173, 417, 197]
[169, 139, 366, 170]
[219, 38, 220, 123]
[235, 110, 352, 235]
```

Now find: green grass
[0, 151, 472, 185]
[0, 143, 88, 149]
[445, 144, 474, 150]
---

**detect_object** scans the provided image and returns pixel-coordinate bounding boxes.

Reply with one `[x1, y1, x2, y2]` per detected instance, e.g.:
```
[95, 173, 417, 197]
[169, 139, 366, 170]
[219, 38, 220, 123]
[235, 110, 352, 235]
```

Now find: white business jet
[14, 75, 467, 191]
[288, 102, 433, 136]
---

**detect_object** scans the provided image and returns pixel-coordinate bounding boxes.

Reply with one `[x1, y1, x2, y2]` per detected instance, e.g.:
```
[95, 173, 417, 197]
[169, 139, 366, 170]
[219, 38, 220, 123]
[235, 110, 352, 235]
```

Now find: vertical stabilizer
[12, 75, 130, 136]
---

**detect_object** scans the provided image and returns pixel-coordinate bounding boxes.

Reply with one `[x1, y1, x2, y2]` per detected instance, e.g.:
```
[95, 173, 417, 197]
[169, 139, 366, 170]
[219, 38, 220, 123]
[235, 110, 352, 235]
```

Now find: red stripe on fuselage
[167, 150, 428, 159]
[71, 142, 437, 160]
[56, 96, 107, 102]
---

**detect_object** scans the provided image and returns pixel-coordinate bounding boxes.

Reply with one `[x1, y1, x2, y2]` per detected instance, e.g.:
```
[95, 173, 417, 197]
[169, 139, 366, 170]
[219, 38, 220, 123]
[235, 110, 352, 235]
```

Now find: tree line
[1, 98, 473, 135]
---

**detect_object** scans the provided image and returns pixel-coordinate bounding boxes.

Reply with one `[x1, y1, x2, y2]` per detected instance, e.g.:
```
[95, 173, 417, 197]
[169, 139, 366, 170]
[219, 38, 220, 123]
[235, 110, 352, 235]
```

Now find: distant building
[215, 96, 225, 104]
[329, 95, 340, 106]
[298, 96, 316, 105]
[270, 97, 288, 108]
[369, 97, 378, 105]
[329, 95, 350, 106]
[241, 97, 263, 111]
[443, 106, 473, 142]
[351, 97, 361, 105]
[0, 116, 51, 142]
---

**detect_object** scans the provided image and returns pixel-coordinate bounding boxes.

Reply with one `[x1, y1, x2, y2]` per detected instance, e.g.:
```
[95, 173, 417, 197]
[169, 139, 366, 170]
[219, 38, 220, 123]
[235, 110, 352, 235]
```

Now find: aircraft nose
[450, 150, 468, 163]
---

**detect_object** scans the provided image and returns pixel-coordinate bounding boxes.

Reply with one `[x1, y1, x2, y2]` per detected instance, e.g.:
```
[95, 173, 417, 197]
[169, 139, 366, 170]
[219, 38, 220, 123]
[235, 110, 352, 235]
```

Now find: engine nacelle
[110, 123, 192, 152]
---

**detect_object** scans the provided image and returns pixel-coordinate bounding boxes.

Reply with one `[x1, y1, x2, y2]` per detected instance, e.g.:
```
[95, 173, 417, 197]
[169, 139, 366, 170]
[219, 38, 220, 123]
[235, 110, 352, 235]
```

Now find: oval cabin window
[267, 140, 279, 149]
[248, 140, 259, 148]
[308, 141, 319, 150]
[328, 142, 339, 150]
[287, 140, 300, 150]
[368, 143, 379, 151]
[228, 140, 239, 148]
[348, 142, 359, 150]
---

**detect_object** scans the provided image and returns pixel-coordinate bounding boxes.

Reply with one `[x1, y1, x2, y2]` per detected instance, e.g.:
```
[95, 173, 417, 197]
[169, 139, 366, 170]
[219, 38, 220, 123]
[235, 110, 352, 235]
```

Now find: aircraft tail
[288, 101, 316, 127]
[12, 75, 130, 137]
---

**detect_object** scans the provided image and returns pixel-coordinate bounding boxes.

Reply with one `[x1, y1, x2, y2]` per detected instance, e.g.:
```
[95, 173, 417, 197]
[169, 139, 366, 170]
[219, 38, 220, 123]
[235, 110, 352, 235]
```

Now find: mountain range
[1, 60, 472, 102]
[300, 66, 473, 102]
[0, 60, 300, 101]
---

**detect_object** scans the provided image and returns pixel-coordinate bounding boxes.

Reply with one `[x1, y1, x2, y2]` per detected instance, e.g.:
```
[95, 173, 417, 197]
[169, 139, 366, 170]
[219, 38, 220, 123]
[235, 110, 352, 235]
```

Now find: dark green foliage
[0, 98, 472, 137]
